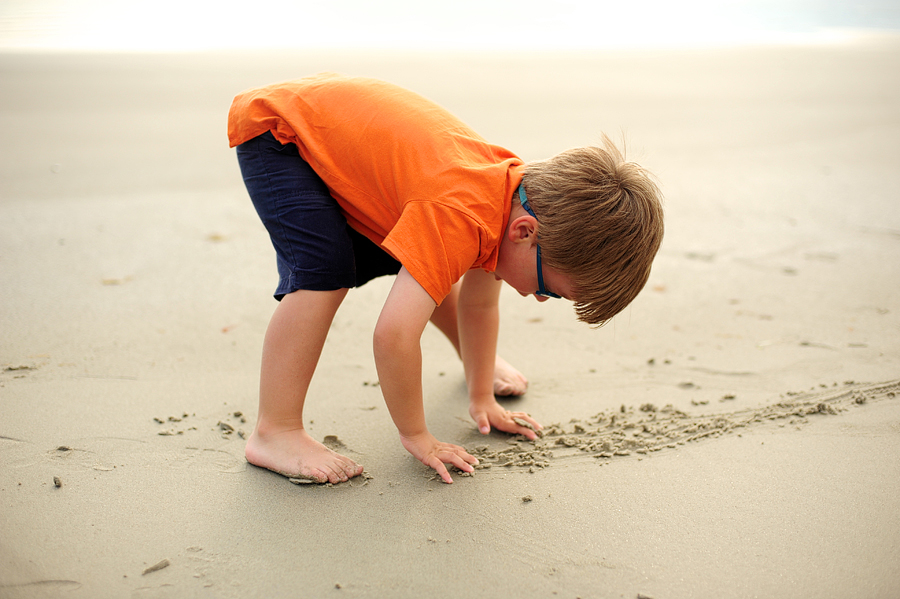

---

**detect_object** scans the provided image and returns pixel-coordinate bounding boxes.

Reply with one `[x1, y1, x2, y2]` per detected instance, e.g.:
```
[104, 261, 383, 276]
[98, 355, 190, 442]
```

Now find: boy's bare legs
[245, 288, 364, 484]
[430, 283, 528, 396]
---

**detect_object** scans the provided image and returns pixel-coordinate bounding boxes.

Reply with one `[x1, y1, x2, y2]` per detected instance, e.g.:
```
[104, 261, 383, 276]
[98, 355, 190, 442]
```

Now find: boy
[228, 73, 663, 484]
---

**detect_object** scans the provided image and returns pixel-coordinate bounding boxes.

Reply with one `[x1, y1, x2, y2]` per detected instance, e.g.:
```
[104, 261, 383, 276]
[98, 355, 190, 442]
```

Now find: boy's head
[521, 137, 664, 326]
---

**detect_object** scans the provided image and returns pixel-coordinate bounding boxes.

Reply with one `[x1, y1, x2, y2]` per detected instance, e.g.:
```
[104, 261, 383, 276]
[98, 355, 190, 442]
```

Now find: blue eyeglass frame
[517, 184, 562, 299]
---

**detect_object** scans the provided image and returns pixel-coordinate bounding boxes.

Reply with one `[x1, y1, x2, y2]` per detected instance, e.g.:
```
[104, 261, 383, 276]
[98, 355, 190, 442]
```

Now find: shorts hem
[274, 270, 357, 300]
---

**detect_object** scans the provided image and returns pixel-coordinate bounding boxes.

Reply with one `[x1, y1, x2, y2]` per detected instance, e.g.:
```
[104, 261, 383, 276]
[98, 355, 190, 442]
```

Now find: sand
[1, 41, 899, 598]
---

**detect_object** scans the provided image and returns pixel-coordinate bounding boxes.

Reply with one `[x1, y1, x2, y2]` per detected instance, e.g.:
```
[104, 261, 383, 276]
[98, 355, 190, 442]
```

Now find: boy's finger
[439, 444, 477, 466]
[475, 414, 491, 435]
[510, 415, 542, 439]
[429, 457, 454, 484]
[450, 452, 476, 472]
[500, 417, 538, 440]
[513, 412, 543, 430]
[515, 425, 539, 441]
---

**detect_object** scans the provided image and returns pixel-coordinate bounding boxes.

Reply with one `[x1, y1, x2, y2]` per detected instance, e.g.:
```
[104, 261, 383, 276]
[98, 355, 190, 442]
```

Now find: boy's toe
[337, 458, 363, 478]
[322, 468, 343, 484]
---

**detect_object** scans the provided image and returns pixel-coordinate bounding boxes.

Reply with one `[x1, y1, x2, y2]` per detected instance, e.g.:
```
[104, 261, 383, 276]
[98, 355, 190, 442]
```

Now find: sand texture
[1, 42, 899, 598]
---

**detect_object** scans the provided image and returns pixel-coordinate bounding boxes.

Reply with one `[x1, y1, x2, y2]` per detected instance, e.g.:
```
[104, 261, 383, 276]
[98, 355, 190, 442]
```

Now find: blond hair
[522, 137, 664, 326]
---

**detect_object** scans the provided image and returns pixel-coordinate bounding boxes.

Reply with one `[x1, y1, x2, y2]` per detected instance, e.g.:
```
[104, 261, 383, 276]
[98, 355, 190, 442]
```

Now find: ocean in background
[1, 0, 900, 52]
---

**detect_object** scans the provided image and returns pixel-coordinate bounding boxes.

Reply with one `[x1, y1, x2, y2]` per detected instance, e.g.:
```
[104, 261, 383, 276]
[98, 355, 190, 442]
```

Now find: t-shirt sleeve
[380, 201, 484, 305]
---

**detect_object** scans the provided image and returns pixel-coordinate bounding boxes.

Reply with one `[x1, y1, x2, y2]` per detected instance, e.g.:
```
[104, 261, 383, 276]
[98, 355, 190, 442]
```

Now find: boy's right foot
[245, 426, 363, 484]
[493, 355, 528, 397]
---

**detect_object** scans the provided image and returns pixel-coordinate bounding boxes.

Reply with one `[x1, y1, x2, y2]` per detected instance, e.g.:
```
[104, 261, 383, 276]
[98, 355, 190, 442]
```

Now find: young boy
[228, 73, 663, 484]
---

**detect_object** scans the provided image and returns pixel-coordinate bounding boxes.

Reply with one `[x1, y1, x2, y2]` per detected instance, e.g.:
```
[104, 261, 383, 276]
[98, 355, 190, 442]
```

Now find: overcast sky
[1, 0, 899, 52]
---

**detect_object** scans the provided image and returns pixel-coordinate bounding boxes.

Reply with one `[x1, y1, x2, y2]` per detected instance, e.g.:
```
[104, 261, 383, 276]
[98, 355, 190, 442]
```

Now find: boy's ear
[508, 215, 539, 244]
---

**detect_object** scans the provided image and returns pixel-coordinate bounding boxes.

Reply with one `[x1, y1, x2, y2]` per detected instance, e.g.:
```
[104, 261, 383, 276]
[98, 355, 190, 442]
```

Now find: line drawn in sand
[467, 380, 899, 473]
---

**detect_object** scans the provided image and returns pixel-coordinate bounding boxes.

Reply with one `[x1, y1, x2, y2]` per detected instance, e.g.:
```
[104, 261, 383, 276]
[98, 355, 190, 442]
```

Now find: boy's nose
[534, 294, 549, 303]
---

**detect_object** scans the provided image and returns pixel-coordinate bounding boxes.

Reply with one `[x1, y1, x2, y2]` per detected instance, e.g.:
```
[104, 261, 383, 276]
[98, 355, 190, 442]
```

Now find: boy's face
[494, 254, 575, 302]
[493, 210, 576, 302]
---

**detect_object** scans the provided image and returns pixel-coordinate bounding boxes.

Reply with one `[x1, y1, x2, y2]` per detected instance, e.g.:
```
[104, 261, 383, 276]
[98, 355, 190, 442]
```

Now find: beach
[1, 40, 899, 598]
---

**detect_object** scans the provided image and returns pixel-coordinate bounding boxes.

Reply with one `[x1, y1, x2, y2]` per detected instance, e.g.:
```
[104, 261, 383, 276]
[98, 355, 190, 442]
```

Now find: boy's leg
[430, 283, 528, 397]
[245, 288, 364, 484]
[236, 131, 363, 483]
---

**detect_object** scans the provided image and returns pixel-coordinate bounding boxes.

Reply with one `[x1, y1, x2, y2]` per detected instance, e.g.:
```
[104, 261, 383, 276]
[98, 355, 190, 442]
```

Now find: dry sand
[1, 41, 899, 598]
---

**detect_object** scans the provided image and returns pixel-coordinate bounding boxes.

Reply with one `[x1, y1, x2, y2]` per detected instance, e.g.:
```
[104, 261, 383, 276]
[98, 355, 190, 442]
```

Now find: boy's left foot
[494, 356, 528, 396]
[245, 426, 363, 485]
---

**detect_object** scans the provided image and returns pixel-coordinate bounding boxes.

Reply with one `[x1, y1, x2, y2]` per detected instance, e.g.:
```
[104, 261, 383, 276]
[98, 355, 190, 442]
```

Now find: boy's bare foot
[494, 356, 528, 397]
[245, 426, 363, 484]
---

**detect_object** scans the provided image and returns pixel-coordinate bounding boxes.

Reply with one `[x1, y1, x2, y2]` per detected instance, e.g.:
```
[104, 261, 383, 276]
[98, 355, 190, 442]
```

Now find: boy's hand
[399, 431, 478, 484]
[469, 400, 543, 441]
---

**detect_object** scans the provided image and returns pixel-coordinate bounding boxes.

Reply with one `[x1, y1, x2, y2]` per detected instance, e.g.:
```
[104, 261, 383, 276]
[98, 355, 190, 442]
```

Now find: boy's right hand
[399, 431, 478, 484]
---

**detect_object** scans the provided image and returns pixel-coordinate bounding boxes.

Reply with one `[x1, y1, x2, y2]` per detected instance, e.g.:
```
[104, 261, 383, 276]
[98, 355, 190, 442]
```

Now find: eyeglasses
[517, 184, 561, 299]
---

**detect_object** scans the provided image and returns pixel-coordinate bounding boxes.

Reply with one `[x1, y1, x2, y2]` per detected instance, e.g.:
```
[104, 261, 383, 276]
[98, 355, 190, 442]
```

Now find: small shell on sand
[142, 558, 170, 575]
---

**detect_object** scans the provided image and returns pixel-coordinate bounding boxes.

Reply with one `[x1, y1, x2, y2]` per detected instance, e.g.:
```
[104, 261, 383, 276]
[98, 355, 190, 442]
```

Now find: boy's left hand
[469, 400, 543, 441]
[399, 431, 479, 484]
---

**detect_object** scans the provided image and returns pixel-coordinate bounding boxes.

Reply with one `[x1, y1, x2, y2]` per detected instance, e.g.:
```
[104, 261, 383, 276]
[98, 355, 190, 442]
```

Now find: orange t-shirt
[227, 72, 523, 304]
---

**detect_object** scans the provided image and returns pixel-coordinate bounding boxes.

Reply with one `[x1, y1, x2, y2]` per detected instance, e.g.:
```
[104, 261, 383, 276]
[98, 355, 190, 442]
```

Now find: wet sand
[1, 41, 899, 598]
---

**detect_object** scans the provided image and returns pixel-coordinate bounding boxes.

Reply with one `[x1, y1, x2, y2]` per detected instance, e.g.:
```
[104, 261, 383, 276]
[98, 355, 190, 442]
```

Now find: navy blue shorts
[236, 131, 401, 300]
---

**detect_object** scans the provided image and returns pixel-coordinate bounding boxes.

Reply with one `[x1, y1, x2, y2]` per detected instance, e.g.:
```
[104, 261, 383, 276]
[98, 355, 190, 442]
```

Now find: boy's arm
[374, 267, 478, 483]
[457, 269, 542, 440]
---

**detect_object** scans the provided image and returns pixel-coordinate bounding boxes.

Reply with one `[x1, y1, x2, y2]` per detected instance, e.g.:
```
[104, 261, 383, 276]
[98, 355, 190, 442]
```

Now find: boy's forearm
[457, 269, 502, 404]
[373, 267, 437, 438]
[374, 324, 428, 437]
[456, 271, 543, 441]
[373, 268, 479, 483]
